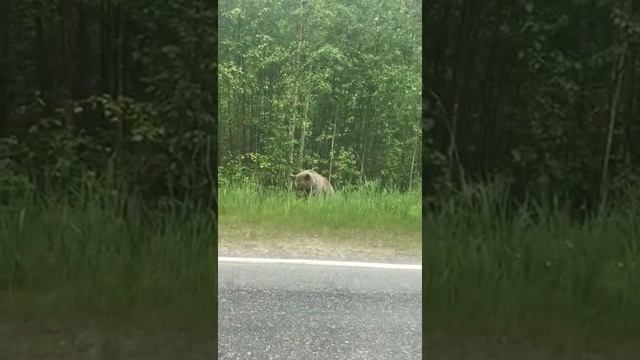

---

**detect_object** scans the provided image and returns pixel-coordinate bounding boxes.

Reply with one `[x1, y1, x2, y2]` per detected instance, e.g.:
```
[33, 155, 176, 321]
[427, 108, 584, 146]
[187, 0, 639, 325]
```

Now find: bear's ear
[289, 174, 296, 179]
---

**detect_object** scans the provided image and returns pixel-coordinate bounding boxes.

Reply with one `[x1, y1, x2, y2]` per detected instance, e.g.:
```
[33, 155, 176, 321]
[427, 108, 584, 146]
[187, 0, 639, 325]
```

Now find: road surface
[218, 257, 422, 360]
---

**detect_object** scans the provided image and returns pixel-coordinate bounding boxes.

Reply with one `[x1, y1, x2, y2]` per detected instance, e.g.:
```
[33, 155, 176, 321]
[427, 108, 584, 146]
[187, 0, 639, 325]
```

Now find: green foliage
[425, 0, 640, 341]
[218, 0, 422, 189]
[0, 0, 216, 204]
[219, 181, 421, 234]
[0, 185, 215, 319]
[425, 0, 640, 212]
[425, 180, 640, 337]
[0, 0, 216, 323]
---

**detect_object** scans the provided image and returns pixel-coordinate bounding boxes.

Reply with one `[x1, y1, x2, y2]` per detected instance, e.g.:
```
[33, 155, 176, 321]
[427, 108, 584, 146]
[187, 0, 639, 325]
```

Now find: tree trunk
[35, 16, 49, 102]
[298, 92, 310, 171]
[100, 0, 112, 95]
[289, 1, 306, 170]
[598, 48, 626, 214]
[328, 103, 338, 181]
[359, 114, 368, 181]
[236, 69, 246, 155]
[409, 127, 419, 191]
[115, 1, 123, 97]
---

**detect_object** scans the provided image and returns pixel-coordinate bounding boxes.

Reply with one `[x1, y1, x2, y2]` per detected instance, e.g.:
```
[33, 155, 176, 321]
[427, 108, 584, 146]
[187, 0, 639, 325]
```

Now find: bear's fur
[289, 170, 335, 198]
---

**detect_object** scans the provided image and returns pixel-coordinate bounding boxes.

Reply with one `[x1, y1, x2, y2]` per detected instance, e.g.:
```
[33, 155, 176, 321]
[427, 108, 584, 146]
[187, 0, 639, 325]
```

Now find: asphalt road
[218, 258, 422, 360]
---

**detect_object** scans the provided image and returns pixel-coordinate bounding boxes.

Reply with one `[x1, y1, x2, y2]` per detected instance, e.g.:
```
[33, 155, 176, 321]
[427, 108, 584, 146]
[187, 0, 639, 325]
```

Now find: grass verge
[424, 181, 640, 346]
[218, 182, 422, 262]
[0, 185, 216, 324]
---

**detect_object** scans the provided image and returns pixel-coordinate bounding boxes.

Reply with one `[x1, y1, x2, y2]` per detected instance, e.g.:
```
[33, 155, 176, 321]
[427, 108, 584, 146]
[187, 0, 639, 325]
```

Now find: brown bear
[289, 170, 335, 198]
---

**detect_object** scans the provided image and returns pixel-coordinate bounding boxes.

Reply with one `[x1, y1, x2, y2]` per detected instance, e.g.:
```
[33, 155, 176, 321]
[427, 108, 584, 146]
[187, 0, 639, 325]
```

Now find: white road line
[218, 256, 422, 270]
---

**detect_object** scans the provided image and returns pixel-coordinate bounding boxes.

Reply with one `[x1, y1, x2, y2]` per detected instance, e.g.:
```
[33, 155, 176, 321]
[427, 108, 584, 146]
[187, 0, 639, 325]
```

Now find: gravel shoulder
[218, 224, 422, 264]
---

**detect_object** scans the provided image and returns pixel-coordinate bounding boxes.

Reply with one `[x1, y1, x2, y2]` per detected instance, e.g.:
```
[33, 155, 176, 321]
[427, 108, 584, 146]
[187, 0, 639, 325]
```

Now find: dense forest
[0, 0, 217, 205]
[425, 0, 640, 215]
[218, 0, 422, 190]
[424, 1, 640, 351]
[1, 1, 218, 351]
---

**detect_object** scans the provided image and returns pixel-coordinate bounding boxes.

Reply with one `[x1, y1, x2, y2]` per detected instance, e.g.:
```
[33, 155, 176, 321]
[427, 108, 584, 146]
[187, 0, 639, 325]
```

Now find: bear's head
[289, 172, 313, 198]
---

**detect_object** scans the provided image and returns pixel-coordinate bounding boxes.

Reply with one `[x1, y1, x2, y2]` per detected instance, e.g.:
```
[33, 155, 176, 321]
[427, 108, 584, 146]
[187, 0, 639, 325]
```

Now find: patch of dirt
[218, 226, 422, 264]
[0, 318, 215, 360]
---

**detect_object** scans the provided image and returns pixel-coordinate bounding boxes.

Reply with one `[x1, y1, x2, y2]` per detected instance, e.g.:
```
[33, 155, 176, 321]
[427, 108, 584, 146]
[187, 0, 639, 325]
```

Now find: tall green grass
[219, 180, 421, 235]
[0, 182, 215, 322]
[425, 180, 640, 339]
